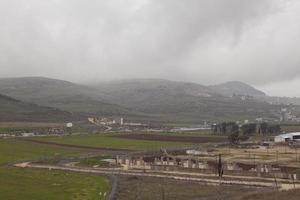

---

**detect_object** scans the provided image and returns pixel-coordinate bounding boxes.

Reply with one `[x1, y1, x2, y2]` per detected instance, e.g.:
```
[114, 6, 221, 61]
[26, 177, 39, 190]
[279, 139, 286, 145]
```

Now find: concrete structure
[21, 132, 35, 137]
[114, 151, 300, 181]
[275, 132, 300, 143]
[66, 122, 73, 128]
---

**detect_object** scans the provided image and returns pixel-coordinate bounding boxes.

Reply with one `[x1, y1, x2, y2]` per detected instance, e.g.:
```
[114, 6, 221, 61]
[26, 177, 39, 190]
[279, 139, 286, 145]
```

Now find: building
[21, 132, 35, 137]
[274, 132, 300, 143]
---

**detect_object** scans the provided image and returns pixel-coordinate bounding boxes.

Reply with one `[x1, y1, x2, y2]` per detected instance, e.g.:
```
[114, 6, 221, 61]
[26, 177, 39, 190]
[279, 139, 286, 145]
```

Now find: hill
[0, 77, 282, 124]
[92, 79, 279, 124]
[0, 93, 73, 122]
[209, 81, 266, 97]
[0, 77, 131, 116]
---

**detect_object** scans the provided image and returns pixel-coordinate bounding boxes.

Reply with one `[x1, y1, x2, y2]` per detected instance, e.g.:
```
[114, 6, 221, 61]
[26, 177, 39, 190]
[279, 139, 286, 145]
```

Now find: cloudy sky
[0, 0, 300, 97]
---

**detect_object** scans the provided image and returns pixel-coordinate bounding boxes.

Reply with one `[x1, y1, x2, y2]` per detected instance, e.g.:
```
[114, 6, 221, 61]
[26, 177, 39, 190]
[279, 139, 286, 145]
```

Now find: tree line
[212, 122, 281, 144]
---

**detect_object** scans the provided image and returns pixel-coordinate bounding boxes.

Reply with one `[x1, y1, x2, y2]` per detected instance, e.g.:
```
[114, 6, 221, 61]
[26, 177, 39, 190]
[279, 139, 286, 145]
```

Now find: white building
[21, 132, 35, 137]
[274, 132, 300, 143]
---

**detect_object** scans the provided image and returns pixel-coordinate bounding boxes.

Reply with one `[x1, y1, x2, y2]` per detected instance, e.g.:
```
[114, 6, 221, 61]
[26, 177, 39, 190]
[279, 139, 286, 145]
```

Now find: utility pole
[292, 174, 296, 189]
[274, 174, 279, 191]
[160, 181, 165, 200]
[218, 154, 223, 182]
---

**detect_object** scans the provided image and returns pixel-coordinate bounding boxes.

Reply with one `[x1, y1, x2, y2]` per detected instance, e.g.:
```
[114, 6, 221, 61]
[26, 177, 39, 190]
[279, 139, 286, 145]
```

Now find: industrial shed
[274, 132, 300, 143]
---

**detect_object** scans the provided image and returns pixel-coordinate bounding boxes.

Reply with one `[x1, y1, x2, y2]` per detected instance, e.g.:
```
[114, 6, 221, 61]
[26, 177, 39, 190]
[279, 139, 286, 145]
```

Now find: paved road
[108, 176, 118, 200]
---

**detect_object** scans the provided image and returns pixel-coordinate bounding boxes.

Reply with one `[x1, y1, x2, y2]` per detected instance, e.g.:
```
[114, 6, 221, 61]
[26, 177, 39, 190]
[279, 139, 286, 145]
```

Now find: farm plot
[111, 133, 227, 143]
[0, 139, 110, 200]
[31, 134, 194, 150]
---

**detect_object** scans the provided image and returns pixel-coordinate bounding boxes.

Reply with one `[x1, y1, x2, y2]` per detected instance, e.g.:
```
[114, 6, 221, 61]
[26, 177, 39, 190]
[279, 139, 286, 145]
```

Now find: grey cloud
[0, 0, 299, 94]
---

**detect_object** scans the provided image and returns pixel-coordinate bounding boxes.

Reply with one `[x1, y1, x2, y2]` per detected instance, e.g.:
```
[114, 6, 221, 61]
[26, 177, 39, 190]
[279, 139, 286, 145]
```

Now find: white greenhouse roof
[276, 132, 300, 138]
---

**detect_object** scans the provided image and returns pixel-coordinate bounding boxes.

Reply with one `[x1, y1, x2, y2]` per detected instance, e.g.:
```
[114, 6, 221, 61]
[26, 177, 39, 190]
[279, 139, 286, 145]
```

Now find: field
[0, 122, 64, 128]
[3, 131, 300, 199]
[281, 125, 300, 133]
[112, 133, 227, 143]
[0, 122, 65, 134]
[30, 134, 197, 150]
[116, 176, 300, 200]
[116, 176, 268, 200]
[0, 139, 110, 200]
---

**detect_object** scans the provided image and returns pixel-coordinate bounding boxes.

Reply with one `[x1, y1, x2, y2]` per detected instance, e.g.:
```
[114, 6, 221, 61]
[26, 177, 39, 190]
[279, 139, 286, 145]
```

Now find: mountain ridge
[209, 81, 266, 97]
[0, 76, 289, 124]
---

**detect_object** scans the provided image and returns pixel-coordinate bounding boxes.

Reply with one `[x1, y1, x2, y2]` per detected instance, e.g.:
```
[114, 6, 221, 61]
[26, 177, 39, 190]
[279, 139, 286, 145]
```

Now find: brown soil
[112, 134, 227, 143]
[17, 138, 134, 152]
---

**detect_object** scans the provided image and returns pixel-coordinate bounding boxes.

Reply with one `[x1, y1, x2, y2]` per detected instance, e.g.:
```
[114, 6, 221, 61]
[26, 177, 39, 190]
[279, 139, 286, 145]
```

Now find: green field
[32, 134, 194, 150]
[0, 139, 110, 200]
[281, 125, 300, 133]
[109, 131, 217, 137]
[0, 133, 197, 199]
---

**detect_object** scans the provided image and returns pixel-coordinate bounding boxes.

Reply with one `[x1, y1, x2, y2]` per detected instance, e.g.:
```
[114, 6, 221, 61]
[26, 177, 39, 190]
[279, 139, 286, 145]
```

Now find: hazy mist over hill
[0, 0, 300, 97]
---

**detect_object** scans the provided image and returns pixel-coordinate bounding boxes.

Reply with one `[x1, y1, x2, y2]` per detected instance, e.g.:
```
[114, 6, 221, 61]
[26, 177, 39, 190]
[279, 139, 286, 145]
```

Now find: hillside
[92, 79, 279, 123]
[0, 94, 73, 122]
[256, 96, 300, 106]
[209, 81, 266, 97]
[0, 77, 131, 116]
[0, 77, 282, 124]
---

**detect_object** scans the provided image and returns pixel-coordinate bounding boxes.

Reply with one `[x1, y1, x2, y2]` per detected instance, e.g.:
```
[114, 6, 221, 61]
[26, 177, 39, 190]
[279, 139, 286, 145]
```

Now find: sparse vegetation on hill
[0, 77, 132, 117]
[209, 81, 266, 97]
[0, 77, 287, 124]
[92, 79, 280, 123]
[0, 93, 74, 122]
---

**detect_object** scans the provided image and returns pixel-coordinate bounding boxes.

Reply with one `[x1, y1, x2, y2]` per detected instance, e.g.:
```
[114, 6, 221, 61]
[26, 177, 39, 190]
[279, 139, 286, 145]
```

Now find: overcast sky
[0, 0, 300, 97]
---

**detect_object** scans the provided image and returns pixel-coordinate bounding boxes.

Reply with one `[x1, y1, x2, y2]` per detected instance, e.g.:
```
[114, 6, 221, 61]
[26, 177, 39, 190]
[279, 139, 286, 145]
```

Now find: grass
[109, 131, 219, 137]
[0, 139, 80, 164]
[78, 156, 113, 168]
[0, 122, 64, 128]
[0, 139, 110, 200]
[116, 176, 267, 200]
[32, 134, 194, 150]
[0, 168, 110, 200]
[282, 125, 300, 133]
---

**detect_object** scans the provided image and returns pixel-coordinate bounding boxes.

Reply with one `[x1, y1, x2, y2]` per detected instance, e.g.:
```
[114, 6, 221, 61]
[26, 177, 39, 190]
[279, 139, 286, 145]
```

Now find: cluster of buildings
[88, 117, 145, 127]
[279, 107, 300, 122]
[115, 150, 299, 180]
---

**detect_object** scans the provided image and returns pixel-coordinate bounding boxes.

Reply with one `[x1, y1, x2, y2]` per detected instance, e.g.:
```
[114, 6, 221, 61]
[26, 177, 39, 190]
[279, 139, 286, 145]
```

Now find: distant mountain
[0, 77, 282, 124]
[92, 79, 278, 123]
[209, 81, 266, 97]
[0, 77, 131, 116]
[0, 93, 73, 122]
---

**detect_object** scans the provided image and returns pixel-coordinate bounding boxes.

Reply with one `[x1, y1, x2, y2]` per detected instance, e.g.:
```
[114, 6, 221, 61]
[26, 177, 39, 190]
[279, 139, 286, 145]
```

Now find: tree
[241, 123, 256, 135]
[260, 122, 268, 135]
[228, 132, 240, 144]
[267, 125, 281, 134]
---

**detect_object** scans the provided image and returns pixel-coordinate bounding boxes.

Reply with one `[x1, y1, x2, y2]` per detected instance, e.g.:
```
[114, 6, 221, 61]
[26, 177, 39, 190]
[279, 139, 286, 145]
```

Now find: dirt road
[14, 162, 300, 190]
